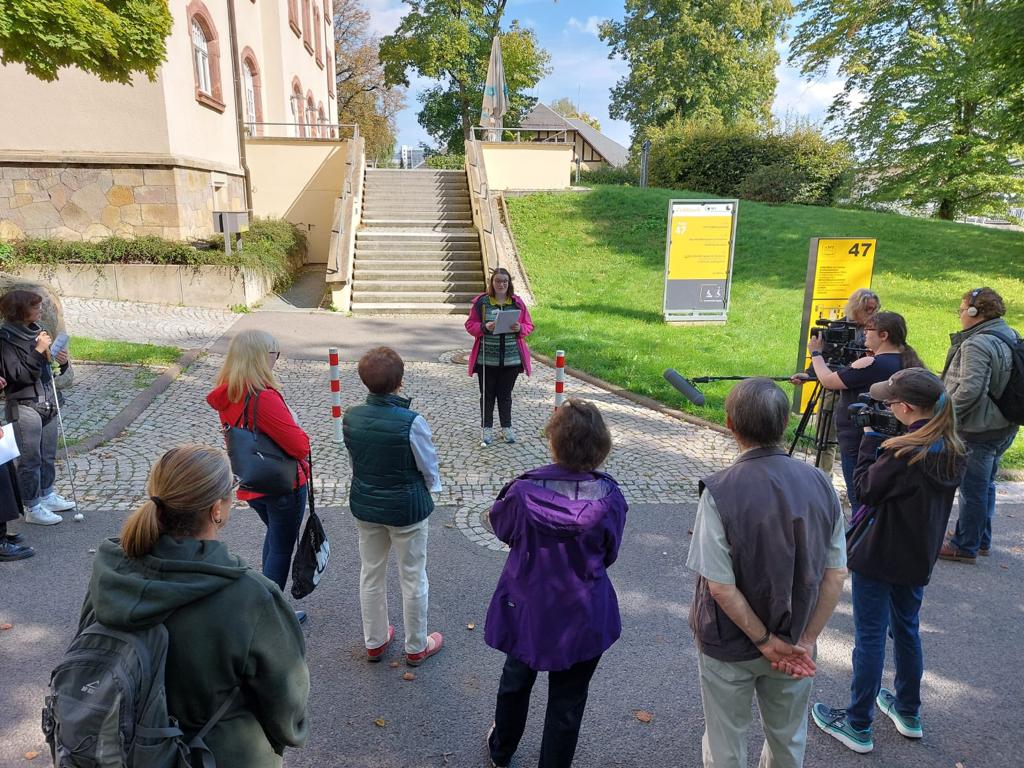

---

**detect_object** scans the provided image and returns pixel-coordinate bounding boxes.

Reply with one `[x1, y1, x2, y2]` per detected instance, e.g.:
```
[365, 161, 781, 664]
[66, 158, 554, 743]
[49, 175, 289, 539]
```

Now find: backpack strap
[186, 687, 241, 768]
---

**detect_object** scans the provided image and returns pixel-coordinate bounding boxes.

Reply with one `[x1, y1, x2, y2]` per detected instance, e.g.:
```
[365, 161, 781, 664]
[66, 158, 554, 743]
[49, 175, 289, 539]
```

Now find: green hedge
[0, 217, 305, 286]
[579, 166, 637, 186]
[646, 120, 853, 206]
[424, 153, 466, 170]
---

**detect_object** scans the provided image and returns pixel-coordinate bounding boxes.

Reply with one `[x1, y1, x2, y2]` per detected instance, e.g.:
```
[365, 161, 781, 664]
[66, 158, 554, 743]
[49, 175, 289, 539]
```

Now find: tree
[549, 97, 601, 131]
[599, 0, 791, 139]
[981, 0, 1024, 145]
[334, 0, 406, 166]
[790, 0, 1024, 220]
[380, 1, 551, 153]
[0, 0, 172, 83]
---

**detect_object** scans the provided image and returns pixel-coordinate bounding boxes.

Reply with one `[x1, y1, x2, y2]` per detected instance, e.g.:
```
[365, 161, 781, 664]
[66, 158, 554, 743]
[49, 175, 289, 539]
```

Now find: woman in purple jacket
[484, 399, 628, 768]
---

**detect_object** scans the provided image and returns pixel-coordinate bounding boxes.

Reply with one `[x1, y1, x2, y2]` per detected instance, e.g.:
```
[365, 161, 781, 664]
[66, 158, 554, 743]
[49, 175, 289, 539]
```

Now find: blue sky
[363, 0, 846, 151]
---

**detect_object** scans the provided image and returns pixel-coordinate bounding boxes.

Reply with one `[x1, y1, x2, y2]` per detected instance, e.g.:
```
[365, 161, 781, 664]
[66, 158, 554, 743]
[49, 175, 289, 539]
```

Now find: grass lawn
[70, 337, 181, 367]
[507, 185, 1024, 468]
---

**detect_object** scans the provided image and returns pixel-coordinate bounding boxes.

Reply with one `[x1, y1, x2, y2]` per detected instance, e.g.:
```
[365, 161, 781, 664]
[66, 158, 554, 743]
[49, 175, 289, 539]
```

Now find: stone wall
[0, 164, 245, 242]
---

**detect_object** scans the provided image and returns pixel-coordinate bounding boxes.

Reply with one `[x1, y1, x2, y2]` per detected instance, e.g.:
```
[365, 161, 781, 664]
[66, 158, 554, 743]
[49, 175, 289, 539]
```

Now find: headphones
[966, 288, 982, 317]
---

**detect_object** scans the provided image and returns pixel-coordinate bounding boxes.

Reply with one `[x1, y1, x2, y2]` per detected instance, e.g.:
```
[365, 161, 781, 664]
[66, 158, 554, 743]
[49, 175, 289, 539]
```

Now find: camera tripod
[788, 380, 838, 468]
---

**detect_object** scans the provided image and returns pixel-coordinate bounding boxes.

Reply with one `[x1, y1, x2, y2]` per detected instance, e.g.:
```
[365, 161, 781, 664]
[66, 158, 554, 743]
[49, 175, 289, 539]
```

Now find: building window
[291, 78, 305, 137]
[241, 50, 263, 135]
[318, 103, 329, 137]
[315, 10, 323, 66]
[302, 0, 312, 51]
[187, 1, 224, 112]
[289, 0, 301, 36]
[306, 93, 318, 137]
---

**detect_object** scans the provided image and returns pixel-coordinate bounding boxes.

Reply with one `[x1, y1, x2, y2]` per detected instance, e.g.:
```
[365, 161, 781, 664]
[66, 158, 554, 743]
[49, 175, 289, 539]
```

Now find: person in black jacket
[0, 289, 75, 526]
[809, 368, 966, 754]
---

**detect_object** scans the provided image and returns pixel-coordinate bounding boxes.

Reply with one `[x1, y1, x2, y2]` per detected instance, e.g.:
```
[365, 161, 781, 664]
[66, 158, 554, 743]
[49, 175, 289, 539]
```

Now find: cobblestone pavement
[59, 350, 737, 536]
[59, 362, 155, 442]
[63, 297, 239, 349]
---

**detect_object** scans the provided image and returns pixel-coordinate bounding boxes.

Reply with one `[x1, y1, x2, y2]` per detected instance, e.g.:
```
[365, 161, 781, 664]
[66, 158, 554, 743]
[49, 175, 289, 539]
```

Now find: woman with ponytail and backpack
[67, 445, 308, 766]
[808, 369, 966, 755]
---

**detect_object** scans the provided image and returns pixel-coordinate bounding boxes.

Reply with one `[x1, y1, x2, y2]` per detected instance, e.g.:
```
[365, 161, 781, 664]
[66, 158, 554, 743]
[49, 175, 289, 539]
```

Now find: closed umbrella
[480, 36, 508, 142]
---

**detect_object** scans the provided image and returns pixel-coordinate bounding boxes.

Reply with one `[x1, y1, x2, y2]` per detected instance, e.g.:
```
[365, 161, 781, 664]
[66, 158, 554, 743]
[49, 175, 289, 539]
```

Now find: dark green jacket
[79, 536, 309, 767]
[343, 392, 434, 526]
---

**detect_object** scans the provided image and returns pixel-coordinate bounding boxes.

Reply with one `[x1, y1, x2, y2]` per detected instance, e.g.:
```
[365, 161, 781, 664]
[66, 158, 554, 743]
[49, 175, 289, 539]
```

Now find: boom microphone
[663, 369, 705, 406]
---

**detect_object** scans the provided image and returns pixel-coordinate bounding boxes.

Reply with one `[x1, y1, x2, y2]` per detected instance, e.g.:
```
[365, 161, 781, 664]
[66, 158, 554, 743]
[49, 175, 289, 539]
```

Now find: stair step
[362, 203, 472, 212]
[356, 229, 478, 240]
[365, 169, 464, 175]
[354, 264, 482, 276]
[353, 280, 482, 293]
[364, 181, 468, 190]
[352, 290, 478, 302]
[363, 190, 470, 198]
[350, 302, 471, 315]
[355, 247, 480, 259]
[360, 219, 475, 229]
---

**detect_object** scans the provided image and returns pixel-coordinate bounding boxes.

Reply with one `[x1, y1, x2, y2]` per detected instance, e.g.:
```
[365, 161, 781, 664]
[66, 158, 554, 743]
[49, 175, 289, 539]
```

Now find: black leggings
[476, 365, 522, 428]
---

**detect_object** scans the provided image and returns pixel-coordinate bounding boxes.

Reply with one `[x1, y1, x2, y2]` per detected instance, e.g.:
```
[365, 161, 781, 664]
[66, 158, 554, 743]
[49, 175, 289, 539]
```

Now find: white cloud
[363, 0, 406, 37]
[566, 16, 606, 38]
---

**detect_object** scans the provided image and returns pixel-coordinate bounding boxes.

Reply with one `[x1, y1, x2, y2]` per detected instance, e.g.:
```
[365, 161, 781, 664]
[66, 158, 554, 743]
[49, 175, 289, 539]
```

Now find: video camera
[847, 394, 905, 437]
[809, 319, 865, 366]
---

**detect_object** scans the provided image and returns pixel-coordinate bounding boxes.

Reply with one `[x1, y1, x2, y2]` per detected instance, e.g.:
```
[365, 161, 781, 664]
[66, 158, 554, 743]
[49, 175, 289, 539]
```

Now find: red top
[207, 384, 310, 501]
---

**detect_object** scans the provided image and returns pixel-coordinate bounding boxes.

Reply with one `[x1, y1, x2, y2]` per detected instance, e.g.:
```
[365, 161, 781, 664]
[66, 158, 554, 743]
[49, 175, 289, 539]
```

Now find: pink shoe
[367, 625, 395, 662]
[406, 632, 444, 666]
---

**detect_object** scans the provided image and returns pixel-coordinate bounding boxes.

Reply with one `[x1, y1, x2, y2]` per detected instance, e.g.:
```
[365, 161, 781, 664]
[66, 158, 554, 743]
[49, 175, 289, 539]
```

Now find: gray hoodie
[942, 317, 1019, 439]
[79, 535, 309, 767]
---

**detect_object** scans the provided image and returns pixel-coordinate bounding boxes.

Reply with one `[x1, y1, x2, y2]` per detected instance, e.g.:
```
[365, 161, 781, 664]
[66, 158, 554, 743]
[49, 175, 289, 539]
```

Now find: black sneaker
[4, 532, 24, 544]
[0, 540, 35, 562]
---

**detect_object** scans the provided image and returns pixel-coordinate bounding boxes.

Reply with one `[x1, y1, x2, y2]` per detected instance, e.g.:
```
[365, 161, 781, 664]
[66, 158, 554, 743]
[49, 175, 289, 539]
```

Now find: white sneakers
[41, 491, 76, 513]
[23, 492, 75, 525]
[24, 505, 63, 525]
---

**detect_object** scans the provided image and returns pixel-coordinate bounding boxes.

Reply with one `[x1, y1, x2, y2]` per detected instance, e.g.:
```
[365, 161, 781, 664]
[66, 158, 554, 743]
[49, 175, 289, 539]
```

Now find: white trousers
[355, 517, 430, 654]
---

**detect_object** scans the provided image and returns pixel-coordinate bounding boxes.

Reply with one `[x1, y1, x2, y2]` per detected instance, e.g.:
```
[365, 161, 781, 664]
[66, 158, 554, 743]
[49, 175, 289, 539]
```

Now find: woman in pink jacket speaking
[466, 268, 533, 447]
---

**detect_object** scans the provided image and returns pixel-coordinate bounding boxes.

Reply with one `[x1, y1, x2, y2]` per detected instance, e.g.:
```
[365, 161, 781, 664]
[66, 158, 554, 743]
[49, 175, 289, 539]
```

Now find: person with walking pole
[0, 289, 75, 526]
[466, 268, 533, 447]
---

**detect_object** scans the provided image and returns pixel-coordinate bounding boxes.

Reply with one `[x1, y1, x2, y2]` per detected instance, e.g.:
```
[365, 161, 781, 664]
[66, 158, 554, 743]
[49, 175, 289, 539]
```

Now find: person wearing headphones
[939, 287, 1021, 562]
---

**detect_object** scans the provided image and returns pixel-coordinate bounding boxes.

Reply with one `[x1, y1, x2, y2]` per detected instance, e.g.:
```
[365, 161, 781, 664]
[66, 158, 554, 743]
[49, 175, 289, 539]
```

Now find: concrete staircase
[351, 169, 484, 314]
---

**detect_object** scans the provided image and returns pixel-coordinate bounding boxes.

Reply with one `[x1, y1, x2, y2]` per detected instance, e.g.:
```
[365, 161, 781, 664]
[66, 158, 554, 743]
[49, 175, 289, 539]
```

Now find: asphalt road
[3, 500, 1022, 767]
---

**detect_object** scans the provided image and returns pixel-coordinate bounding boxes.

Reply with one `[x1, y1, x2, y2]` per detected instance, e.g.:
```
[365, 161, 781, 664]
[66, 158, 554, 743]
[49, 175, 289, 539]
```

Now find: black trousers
[489, 654, 602, 768]
[476, 365, 522, 429]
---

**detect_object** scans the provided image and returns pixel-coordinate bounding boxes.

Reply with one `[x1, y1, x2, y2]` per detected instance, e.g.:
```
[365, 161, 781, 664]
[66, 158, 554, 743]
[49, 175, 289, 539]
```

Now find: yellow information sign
[795, 238, 877, 413]
[667, 212, 732, 280]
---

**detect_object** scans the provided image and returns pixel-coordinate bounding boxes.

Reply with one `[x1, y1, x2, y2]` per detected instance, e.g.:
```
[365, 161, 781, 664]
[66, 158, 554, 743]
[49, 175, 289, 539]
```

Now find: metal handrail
[465, 138, 504, 273]
[244, 122, 360, 140]
[471, 126, 569, 143]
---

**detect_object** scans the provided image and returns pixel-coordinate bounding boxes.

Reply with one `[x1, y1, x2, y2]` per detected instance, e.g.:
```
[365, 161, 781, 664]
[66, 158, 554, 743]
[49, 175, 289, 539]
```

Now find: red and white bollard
[329, 347, 342, 443]
[554, 350, 566, 408]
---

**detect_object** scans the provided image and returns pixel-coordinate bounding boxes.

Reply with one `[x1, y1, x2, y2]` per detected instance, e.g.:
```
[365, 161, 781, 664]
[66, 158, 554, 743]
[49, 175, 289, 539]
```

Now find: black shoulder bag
[222, 390, 298, 496]
[291, 451, 330, 599]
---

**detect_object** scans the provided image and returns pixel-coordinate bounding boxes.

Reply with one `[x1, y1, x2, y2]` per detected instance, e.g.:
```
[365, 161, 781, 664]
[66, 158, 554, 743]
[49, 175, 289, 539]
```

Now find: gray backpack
[42, 622, 238, 768]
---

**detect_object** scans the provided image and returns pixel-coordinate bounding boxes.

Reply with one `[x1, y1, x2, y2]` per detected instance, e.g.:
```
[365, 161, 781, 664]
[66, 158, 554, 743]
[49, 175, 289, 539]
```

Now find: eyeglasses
[231, 474, 242, 492]
[269, 351, 281, 360]
[884, 400, 903, 408]
[863, 326, 877, 332]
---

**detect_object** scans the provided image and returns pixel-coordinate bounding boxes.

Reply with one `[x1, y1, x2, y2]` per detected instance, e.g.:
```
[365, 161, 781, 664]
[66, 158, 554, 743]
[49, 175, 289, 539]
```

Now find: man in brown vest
[687, 377, 848, 767]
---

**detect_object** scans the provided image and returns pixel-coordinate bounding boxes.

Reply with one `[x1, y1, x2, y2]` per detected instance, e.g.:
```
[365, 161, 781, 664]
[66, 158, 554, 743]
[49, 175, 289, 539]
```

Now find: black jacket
[0, 323, 48, 401]
[849, 428, 966, 586]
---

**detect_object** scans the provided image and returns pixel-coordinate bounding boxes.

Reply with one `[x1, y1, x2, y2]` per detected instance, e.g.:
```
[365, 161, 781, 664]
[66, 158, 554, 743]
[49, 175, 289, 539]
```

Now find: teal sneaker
[811, 703, 874, 754]
[876, 688, 923, 738]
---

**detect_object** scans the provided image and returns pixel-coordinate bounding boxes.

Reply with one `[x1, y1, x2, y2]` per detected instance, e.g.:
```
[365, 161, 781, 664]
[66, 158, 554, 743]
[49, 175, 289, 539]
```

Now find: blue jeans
[951, 429, 1018, 555]
[247, 486, 307, 591]
[837, 430, 861, 511]
[847, 572, 925, 731]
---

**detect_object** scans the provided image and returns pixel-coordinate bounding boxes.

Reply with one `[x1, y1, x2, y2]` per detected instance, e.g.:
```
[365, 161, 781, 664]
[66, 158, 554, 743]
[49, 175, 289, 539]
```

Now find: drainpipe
[226, 0, 253, 214]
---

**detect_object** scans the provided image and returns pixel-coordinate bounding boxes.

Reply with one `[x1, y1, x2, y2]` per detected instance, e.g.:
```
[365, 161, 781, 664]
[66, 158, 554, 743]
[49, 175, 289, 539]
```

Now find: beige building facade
[0, 0, 336, 242]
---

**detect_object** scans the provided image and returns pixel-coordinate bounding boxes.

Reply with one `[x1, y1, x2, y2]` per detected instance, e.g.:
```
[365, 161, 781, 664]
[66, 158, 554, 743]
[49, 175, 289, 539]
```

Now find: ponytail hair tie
[150, 496, 164, 510]
[933, 391, 947, 415]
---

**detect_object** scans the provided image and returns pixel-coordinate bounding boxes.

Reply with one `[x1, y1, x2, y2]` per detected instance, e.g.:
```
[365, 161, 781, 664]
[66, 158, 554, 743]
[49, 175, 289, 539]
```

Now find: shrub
[736, 163, 805, 204]
[579, 166, 637, 186]
[645, 119, 853, 206]
[3, 217, 305, 287]
[425, 153, 465, 170]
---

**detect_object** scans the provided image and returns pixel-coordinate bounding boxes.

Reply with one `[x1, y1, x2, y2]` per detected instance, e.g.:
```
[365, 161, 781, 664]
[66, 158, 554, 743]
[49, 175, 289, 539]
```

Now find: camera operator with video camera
[810, 368, 965, 754]
[793, 311, 923, 512]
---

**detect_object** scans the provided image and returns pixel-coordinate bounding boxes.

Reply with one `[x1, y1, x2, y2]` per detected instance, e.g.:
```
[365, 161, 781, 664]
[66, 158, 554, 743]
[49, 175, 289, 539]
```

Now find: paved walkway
[4, 300, 1022, 767]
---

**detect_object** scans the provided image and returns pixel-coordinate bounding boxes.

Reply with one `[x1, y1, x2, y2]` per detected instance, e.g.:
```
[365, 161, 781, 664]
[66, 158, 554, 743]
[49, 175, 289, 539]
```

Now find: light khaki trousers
[697, 652, 813, 768]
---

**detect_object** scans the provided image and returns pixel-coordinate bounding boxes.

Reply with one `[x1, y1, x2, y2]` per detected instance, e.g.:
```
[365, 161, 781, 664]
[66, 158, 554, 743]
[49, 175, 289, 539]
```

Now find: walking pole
[49, 376, 83, 521]
[329, 347, 342, 443]
[479, 308, 488, 447]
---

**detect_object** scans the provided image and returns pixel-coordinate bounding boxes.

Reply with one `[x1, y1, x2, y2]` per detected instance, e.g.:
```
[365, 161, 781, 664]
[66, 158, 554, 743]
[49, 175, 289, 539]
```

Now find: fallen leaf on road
[389, 661, 400, 668]
[956, 762, 965, 768]
[687, 529, 693, 535]
[633, 710, 654, 723]
[24, 752, 38, 760]
[467, 622, 476, 630]
[0, 624, 12, 631]
[999, 564, 1009, 570]
[374, 719, 386, 728]
[402, 672, 416, 681]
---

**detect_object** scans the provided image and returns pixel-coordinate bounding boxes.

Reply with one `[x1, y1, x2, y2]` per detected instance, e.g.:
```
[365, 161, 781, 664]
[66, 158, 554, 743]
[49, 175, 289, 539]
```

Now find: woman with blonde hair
[76, 445, 309, 765]
[810, 369, 965, 754]
[207, 330, 310, 614]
